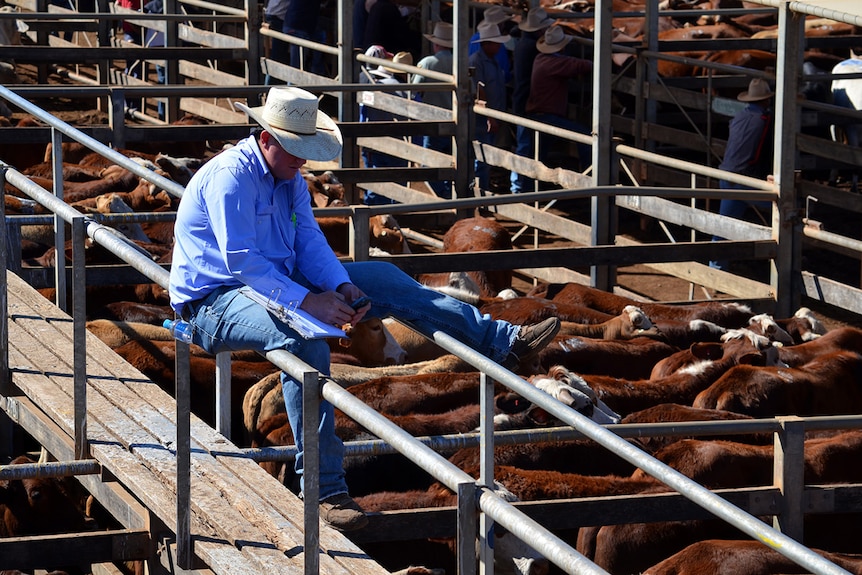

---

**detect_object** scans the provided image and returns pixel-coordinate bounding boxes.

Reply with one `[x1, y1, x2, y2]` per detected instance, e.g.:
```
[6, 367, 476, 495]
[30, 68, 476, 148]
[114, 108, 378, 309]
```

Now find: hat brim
[537, 35, 572, 54]
[423, 33, 453, 48]
[518, 18, 554, 32]
[738, 91, 773, 102]
[235, 101, 343, 162]
[471, 33, 511, 44]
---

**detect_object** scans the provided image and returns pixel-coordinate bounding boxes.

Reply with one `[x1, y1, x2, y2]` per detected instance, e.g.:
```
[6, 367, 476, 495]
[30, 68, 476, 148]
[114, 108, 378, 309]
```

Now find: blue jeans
[423, 135, 452, 199]
[709, 179, 772, 270]
[361, 146, 405, 205]
[182, 261, 517, 499]
[510, 124, 534, 194]
[530, 112, 592, 174]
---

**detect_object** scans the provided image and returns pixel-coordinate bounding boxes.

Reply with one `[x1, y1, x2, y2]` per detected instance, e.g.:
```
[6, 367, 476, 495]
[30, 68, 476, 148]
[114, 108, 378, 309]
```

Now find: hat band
[263, 106, 317, 135]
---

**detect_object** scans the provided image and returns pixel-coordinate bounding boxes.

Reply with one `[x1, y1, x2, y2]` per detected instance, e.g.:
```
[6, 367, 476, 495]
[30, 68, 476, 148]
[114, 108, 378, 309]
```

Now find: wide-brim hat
[471, 20, 511, 44]
[423, 21, 453, 48]
[518, 7, 554, 33]
[382, 50, 413, 74]
[481, 5, 511, 26]
[738, 78, 774, 102]
[234, 86, 342, 162]
[537, 25, 572, 54]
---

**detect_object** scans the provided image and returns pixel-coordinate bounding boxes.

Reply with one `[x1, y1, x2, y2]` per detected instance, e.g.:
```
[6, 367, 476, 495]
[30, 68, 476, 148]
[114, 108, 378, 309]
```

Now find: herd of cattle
[2, 11, 862, 568]
[4, 128, 862, 573]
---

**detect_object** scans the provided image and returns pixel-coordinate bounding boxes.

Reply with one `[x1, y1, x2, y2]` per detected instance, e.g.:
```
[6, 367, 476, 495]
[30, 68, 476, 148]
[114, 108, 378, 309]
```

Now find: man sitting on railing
[167, 86, 561, 531]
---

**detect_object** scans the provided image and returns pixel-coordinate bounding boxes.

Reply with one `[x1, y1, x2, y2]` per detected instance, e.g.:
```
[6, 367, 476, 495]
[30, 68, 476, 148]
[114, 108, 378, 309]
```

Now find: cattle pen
[3, 0, 862, 574]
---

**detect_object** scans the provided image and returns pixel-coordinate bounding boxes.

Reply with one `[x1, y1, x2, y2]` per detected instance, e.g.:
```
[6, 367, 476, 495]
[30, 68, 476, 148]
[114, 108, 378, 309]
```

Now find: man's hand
[300, 285, 369, 327]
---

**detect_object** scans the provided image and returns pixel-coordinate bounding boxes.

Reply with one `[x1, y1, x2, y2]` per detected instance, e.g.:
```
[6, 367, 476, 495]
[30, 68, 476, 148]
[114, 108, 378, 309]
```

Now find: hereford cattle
[554, 305, 664, 341]
[481, 296, 616, 325]
[0, 455, 94, 538]
[588, 432, 862, 574]
[537, 336, 678, 380]
[649, 328, 779, 379]
[335, 317, 408, 367]
[536, 283, 754, 327]
[775, 326, 862, 367]
[693, 349, 862, 417]
[357, 481, 549, 575]
[317, 213, 408, 256]
[544, 334, 766, 417]
[420, 216, 514, 298]
[642, 539, 862, 575]
[619, 403, 767, 453]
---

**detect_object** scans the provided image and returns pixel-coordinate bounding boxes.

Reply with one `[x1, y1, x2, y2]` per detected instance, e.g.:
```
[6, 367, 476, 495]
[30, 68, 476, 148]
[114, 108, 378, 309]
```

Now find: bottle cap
[163, 319, 172, 329]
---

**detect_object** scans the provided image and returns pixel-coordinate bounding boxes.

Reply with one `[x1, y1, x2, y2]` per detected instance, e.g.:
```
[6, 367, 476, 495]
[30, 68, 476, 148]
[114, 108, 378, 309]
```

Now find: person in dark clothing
[509, 7, 555, 193]
[363, 0, 415, 59]
[282, 0, 326, 75]
[709, 78, 775, 270]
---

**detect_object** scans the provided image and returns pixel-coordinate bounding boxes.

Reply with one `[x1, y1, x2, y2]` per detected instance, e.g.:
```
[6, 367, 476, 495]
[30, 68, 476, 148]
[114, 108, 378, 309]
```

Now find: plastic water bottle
[163, 318, 193, 344]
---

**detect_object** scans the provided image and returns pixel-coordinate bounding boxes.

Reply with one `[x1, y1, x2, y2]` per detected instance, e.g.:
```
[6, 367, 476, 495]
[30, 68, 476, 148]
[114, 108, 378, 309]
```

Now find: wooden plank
[179, 60, 246, 87]
[0, 529, 149, 570]
[5, 307, 300, 575]
[179, 98, 246, 125]
[5, 273, 389, 575]
[354, 90, 453, 122]
[616, 195, 771, 241]
[178, 23, 246, 50]
[472, 142, 591, 189]
[373, 240, 777, 275]
[7, 395, 149, 532]
[357, 136, 452, 167]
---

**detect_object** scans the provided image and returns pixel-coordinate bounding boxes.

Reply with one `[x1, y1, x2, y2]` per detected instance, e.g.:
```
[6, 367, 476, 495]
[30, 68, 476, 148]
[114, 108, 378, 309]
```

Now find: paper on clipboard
[239, 287, 347, 339]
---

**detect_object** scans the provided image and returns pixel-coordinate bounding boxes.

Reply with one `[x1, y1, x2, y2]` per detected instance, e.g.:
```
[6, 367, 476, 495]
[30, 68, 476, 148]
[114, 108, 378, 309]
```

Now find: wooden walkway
[4, 271, 390, 574]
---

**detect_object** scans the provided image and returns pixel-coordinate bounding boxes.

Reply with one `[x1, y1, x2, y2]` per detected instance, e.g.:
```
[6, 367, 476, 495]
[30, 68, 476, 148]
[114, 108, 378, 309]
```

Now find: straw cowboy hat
[537, 25, 572, 54]
[481, 5, 511, 26]
[518, 7, 554, 33]
[738, 78, 774, 102]
[372, 51, 413, 76]
[471, 21, 511, 44]
[423, 21, 453, 48]
[234, 86, 342, 162]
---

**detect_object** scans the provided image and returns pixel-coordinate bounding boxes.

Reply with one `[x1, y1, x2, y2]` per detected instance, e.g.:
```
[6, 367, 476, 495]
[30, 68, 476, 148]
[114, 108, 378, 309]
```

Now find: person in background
[143, 0, 165, 119]
[468, 20, 510, 192]
[468, 5, 513, 84]
[509, 7, 555, 194]
[282, 0, 327, 76]
[264, 0, 290, 66]
[526, 25, 593, 177]
[359, 48, 414, 205]
[411, 21, 453, 199]
[709, 78, 775, 271]
[116, 0, 143, 113]
[363, 0, 415, 60]
[168, 86, 561, 532]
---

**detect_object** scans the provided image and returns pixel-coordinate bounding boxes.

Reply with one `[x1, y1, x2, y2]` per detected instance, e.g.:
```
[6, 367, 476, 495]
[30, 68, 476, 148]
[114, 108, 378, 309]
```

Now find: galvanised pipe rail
[241, 414, 862, 461]
[422, 328, 852, 575]
[474, 103, 777, 193]
[321, 380, 605, 575]
[0, 85, 182, 200]
[0, 458, 101, 480]
[4, 170, 169, 285]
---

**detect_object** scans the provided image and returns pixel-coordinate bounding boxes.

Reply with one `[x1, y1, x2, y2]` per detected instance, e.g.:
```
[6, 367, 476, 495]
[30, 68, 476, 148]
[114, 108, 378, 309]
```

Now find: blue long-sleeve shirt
[719, 102, 773, 179]
[168, 135, 350, 315]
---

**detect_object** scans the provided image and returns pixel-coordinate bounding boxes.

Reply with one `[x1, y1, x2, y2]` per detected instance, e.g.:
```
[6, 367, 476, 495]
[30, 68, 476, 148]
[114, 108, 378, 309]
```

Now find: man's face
[260, 131, 307, 180]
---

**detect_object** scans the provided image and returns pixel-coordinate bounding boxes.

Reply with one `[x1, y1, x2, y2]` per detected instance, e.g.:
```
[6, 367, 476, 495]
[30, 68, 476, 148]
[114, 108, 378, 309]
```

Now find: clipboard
[239, 287, 347, 339]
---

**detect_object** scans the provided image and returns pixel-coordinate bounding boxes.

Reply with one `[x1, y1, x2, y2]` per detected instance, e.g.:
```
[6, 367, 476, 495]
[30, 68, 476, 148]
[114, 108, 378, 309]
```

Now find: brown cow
[0, 455, 94, 538]
[420, 216, 514, 298]
[643, 539, 862, 575]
